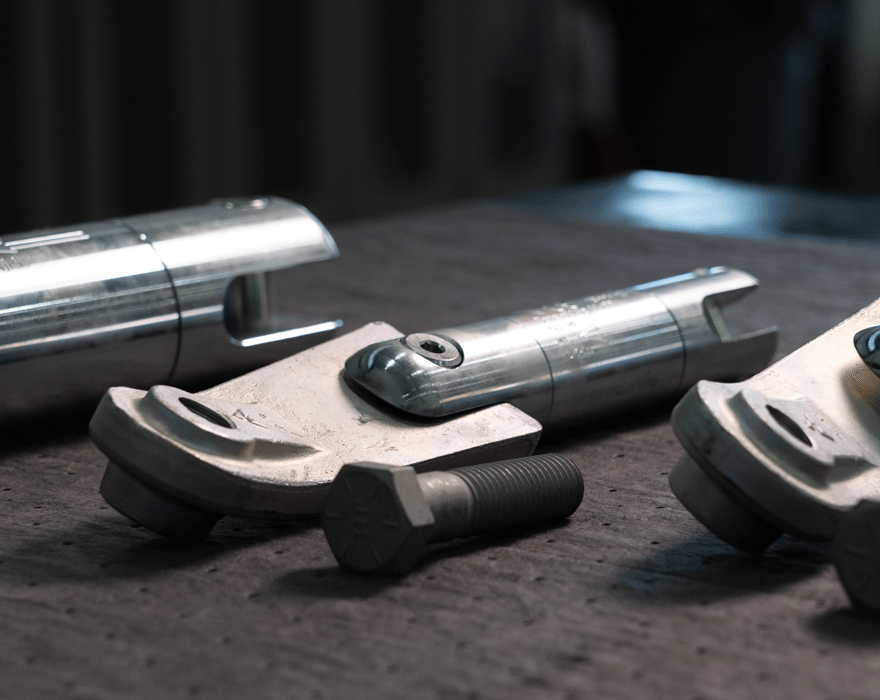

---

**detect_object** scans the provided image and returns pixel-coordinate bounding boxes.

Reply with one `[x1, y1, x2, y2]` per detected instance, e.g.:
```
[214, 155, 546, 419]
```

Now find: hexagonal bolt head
[321, 455, 584, 575]
[322, 462, 435, 575]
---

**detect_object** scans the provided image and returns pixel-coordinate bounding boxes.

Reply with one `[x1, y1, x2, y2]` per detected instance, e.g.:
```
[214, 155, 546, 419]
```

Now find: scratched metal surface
[3, 203, 880, 699]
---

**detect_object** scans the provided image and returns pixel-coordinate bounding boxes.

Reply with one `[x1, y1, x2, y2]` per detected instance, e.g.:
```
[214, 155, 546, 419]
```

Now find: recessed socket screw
[833, 499, 880, 614]
[321, 454, 584, 575]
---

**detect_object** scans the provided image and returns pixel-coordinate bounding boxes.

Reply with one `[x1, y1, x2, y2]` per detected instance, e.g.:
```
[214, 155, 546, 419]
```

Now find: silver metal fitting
[345, 267, 777, 430]
[0, 196, 341, 423]
[321, 454, 584, 575]
[669, 297, 880, 554]
[90, 322, 542, 539]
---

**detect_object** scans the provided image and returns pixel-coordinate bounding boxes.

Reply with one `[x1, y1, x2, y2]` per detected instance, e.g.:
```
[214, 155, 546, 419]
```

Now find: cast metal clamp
[670, 298, 880, 554]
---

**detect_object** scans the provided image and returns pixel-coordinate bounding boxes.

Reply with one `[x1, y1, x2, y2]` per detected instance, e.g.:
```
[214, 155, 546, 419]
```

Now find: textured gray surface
[4, 203, 880, 699]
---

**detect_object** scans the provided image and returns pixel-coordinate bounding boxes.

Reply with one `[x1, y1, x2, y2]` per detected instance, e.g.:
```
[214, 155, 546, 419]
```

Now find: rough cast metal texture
[345, 267, 778, 429]
[89, 322, 542, 532]
[670, 298, 880, 553]
[6, 203, 880, 700]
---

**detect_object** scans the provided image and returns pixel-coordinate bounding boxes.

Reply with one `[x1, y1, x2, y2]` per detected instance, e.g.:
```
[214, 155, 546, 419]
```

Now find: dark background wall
[0, 0, 875, 235]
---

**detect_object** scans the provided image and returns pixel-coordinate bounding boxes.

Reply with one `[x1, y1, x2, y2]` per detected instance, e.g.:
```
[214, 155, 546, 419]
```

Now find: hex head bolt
[833, 499, 880, 614]
[321, 454, 584, 575]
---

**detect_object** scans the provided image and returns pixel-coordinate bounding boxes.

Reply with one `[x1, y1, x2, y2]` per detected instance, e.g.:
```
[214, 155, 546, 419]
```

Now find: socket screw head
[322, 462, 435, 575]
[402, 333, 463, 367]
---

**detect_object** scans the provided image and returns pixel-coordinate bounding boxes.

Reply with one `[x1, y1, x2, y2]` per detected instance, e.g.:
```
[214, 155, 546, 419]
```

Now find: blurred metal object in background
[345, 267, 778, 430]
[0, 196, 340, 424]
[669, 298, 880, 554]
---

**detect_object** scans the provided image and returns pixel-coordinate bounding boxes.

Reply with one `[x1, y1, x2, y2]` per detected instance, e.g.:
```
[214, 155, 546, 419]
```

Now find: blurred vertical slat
[2, 1, 569, 231]
[16, 0, 59, 229]
[175, 0, 256, 203]
[254, 0, 311, 198]
[842, 0, 880, 187]
[377, 0, 429, 178]
[115, 1, 176, 216]
[459, 0, 567, 196]
[55, 1, 85, 223]
[309, 0, 371, 220]
[0, 3, 22, 234]
[78, 0, 117, 221]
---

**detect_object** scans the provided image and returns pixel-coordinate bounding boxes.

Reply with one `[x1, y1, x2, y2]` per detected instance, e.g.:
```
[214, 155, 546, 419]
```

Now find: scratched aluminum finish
[0, 197, 341, 425]
[90, 322, 542, 520]
[345, 267, 777, 430]
[0, 222, 179, 418]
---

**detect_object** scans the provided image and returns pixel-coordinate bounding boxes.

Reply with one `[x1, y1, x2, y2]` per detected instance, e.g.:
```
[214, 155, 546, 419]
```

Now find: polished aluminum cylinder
[0, 196, 340, 423]
[345, 267, 777, 429]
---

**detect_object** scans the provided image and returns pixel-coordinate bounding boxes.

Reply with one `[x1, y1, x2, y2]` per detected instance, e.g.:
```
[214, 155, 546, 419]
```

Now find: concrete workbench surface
[3, 203, 880, 699]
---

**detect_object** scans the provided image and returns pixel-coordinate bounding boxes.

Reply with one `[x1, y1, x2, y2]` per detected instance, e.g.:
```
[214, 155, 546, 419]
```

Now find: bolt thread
[449, 454, 583, 537]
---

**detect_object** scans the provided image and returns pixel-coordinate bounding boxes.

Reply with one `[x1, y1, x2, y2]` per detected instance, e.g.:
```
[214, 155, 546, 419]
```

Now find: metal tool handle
[345, 267, 777, 429]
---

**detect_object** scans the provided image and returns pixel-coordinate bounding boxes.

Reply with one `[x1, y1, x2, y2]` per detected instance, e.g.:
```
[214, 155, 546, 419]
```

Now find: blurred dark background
[0, 0, 876, 234]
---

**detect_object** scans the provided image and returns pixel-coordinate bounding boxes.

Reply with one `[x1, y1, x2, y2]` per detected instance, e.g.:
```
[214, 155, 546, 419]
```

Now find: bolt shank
[418, 471, 474, 542]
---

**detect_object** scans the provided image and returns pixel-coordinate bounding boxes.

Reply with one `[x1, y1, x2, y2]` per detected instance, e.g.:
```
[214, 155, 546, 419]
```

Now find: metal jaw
[670, 298, 880, 553]
[345, 267, 778, 430]
[89, 323, 542, 540]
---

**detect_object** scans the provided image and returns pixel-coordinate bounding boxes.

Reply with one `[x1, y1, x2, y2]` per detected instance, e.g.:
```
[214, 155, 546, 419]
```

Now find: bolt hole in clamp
[90, 266, 776, 540]
[0, 197, 341, 426]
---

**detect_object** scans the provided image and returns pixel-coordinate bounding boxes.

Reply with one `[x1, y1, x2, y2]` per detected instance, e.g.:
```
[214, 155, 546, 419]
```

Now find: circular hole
[179, 398, 233, 429]
[767, 406, 811, 446]
[419, 339, 446, 354]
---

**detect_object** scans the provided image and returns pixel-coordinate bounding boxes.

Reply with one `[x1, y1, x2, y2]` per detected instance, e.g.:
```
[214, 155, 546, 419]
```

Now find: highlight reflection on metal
[0, 196, 341, 423]
[89, 323, 541, 538]
[345, 267, 778, 430]
[854, 326, 880, 377]
[670, 300, 880, 554]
